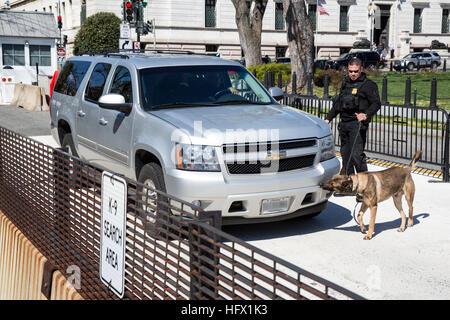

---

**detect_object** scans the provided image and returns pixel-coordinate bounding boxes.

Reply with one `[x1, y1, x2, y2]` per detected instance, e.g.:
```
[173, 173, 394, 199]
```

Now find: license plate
[261, 197, 291, 215]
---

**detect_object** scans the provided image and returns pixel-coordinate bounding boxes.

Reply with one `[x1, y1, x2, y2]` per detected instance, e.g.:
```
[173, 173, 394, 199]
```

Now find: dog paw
[363, 234, 372, 240]
[360, 227, 366, 233]
[397, 227, 405, 232]
[407, 221, 414, 227]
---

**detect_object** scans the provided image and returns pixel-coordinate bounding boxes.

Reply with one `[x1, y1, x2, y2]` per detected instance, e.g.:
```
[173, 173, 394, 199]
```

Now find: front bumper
[165, 157, 339, 223]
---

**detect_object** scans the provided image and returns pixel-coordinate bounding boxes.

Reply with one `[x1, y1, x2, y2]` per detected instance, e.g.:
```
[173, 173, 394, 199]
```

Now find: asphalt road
[1, 104, 449, 300]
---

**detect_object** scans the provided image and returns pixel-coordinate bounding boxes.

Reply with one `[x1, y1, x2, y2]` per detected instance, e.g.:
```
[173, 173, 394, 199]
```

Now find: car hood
[150, 104, 331, 145]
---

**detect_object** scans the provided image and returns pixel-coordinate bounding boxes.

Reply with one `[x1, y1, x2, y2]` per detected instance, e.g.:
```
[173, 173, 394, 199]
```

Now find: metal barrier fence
[0, 126, 364, 300]
[283, 94, 450, 181]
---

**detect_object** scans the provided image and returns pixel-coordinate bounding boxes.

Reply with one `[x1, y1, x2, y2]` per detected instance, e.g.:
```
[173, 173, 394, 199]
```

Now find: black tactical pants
[338, 120, 368, 175]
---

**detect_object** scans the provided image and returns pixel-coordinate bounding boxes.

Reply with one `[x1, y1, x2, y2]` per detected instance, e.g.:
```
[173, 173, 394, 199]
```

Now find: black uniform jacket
[325, 73, 381, 125]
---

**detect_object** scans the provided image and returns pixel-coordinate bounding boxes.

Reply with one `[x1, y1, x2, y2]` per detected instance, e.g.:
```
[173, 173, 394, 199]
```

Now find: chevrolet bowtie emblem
[267, 150, 287, 160]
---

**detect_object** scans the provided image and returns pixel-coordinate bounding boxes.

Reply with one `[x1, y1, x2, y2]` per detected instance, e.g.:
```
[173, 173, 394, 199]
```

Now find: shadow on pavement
[222, 202, 352, 241]
[333, 212, 430, 239]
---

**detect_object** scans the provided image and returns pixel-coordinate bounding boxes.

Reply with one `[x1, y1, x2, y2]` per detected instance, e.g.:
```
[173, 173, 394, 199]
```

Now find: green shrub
[73, 12, 121, 56]
[313, 69, 345, 96]
[247, 63, 291, 87]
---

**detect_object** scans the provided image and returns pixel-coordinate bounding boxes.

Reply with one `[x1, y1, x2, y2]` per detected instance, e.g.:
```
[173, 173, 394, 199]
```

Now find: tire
[138, 163, 169, 237]
[407, 62, 414, 71]
[61, 133, 79, 158]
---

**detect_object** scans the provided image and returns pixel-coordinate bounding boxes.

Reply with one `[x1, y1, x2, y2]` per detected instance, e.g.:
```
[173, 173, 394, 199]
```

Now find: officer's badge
[352, 88, 358, 94]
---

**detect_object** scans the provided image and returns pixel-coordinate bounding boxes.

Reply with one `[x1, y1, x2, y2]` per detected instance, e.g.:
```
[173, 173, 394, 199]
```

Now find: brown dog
[320, 150, 422, 240]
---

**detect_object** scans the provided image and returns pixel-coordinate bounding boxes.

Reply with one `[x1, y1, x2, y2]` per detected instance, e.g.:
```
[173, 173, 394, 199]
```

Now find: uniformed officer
[325, 57, 381, 175]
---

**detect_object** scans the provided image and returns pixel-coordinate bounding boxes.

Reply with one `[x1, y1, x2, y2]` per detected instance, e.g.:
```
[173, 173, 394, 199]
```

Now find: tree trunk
[231, 0, 268, 67]
[282, 0, 315, 91]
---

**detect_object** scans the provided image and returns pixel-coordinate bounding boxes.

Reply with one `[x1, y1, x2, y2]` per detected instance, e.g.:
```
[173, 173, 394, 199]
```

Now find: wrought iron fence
[0, 126, 364, 300]
[283, 94, 450, 181]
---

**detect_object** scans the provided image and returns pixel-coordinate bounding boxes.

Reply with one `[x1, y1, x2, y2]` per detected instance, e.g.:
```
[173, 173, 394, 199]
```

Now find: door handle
[99, 118, 108, 126]
[77, 110, 86, 118]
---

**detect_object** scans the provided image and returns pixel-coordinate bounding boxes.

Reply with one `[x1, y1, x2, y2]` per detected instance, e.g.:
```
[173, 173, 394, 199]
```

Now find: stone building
[2, 0, 450, 60]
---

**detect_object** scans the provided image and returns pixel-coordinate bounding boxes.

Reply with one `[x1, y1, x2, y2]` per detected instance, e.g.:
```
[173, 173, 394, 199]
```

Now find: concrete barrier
[0, 212, 82, 300]
[10, 84, 49, 112]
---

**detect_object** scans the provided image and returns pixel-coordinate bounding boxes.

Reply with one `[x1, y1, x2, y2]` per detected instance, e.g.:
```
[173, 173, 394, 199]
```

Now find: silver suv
[50, 52, 339, 225]
[394, 51, 441, 71]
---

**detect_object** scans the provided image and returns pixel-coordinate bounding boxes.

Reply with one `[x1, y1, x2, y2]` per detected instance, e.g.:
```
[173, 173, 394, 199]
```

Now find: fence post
[278, 71, 282, 88]
[264, 69, 268, 89]
[444, 59, 447, 72]
[35, 62, 39, 87]
[390, 61, 393, 72]
[430, 77, 437, 108]
[323, 73, 329, 99]
[307, 73, 313, 96]
[413, 88, 417, 118]
[292, 72, 297, 94]
[444, 115, 450, 182]
[404, 76, 412, 106]
[381, 75, 388, 104]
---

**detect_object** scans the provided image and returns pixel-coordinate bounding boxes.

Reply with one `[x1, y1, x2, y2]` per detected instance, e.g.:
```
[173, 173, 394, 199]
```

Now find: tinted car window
[109, 66, 133, 103]
[423, 53, 431, 58]
[54, 60, 91, 96]
[85, 63, 111, 102]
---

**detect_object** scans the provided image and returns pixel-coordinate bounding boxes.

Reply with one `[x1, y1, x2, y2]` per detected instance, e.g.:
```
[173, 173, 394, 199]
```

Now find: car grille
[222, 139, 316, 154]
[226, 154, 316, 174]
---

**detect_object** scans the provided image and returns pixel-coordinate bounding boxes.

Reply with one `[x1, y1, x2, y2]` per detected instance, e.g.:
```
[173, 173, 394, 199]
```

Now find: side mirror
[269, 87, 284, 101]
[98, 93, 132, 116]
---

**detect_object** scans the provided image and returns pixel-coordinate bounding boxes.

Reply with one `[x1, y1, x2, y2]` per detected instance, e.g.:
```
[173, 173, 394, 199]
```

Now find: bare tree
[231, 0, 268, 67]
[282, 0, 315, 91]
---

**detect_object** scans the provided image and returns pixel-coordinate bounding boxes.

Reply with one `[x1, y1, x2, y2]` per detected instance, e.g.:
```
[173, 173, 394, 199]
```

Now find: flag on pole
[318, 2, 329, 15]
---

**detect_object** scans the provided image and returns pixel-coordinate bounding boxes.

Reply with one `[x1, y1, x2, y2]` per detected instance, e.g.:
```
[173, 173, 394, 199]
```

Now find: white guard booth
[0, 10, 59, 105]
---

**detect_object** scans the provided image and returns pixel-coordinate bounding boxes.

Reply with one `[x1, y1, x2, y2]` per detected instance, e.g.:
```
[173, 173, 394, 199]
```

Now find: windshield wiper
[151, 102, 216, 110]
[212, 100, 271, 106]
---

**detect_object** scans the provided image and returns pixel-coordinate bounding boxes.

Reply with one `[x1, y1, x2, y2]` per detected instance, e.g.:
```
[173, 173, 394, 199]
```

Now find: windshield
[338, 53, 349, 60]
[403, 54, 413, 59]
[139, 65, 274, 110]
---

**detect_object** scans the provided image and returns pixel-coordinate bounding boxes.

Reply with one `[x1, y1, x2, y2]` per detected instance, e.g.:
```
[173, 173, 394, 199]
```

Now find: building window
[414, 8, 422, 33]
[275, 3, 285, 30]
[2, 44, 25, 66]
[275, 46, 287, 58]
[339, 5, 349, 32]
[29, 45, 51, 66]
[308, 4, 317, 31]
[205, 0, 216, 28]
[205, 44, 218, 52]
[443, 9, 449, 33]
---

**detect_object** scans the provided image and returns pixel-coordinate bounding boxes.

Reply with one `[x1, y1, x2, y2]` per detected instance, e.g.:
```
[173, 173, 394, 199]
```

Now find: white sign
[100, 171, 127, 298]
[57, 56, 66, 65]
[119, 39, 133, 50]
[134, 41, 141, 50]
[120, 23, 132, 39]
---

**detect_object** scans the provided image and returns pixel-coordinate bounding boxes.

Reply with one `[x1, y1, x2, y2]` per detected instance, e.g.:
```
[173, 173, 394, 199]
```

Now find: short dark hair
[348, 57, 362, 67]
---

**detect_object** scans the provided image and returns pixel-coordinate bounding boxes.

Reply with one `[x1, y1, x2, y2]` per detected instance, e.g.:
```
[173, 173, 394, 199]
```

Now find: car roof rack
[76, 49, 214, 58]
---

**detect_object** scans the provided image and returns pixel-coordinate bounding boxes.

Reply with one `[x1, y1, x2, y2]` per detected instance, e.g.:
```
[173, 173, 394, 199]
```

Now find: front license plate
[261, 197, 291, 215]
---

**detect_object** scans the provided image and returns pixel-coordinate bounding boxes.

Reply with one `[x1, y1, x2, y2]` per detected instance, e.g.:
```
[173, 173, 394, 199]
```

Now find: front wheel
[138, 163, 169, 236]
[61, 133, 79, 158]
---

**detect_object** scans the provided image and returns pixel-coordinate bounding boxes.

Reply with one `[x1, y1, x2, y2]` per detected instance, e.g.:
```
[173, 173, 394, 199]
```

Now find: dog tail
[409, 150, 422, 169]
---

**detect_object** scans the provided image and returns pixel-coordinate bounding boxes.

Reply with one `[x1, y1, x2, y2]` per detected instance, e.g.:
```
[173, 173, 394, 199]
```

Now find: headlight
[175, 143, 220, 172]
[319, 135, 335, 162]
